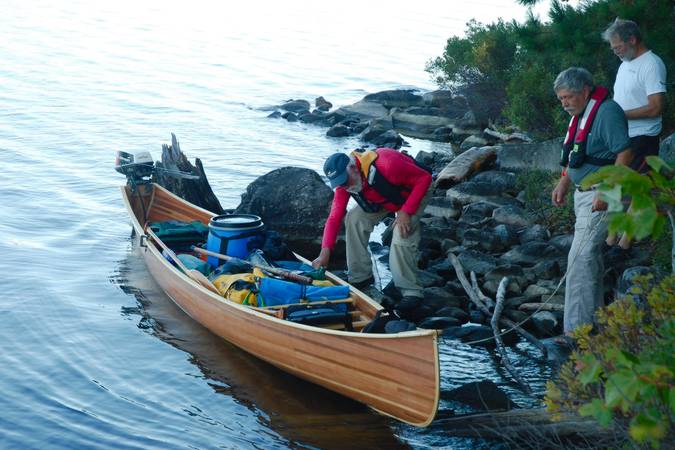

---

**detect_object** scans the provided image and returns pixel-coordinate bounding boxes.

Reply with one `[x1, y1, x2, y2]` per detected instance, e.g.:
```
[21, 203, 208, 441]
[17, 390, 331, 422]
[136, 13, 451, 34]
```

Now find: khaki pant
[564, 189, 608, 333]
[345, 188, 432, 298]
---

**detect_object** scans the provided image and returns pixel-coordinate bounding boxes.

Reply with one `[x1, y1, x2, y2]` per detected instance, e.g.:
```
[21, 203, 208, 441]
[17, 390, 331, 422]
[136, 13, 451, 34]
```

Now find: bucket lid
[209, 214, 263, 230]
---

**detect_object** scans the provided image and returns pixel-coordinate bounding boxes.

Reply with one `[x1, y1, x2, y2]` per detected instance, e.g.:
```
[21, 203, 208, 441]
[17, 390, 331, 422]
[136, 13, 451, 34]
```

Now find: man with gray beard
[551, 67, 633, 335]
[602, 18, 667, 172]
[312, 148, 432, 310]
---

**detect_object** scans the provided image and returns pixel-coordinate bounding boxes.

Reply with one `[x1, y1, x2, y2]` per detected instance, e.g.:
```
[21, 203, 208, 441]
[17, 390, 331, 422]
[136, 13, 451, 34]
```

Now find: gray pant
[345, 188, 432, 298]
[564, 189, 608, 333]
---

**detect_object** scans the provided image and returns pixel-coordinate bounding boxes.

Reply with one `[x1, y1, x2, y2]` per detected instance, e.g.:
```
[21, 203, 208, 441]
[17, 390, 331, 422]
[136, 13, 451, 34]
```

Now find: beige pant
[345, 188, 432, 298]
[564, 189, 608, 333]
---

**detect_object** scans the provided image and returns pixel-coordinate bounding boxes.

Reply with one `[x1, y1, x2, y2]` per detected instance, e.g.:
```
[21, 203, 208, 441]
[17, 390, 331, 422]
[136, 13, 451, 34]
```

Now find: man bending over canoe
[312, 148, 433, 310]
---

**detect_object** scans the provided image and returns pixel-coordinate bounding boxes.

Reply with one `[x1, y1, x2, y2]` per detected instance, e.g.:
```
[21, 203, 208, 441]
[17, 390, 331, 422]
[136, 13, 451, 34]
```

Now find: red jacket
[321, 148, 432, 249]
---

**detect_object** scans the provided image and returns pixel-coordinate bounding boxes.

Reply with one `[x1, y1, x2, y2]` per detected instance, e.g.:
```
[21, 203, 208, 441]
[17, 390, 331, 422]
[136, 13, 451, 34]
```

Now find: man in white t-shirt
[602, 18, 667, 172]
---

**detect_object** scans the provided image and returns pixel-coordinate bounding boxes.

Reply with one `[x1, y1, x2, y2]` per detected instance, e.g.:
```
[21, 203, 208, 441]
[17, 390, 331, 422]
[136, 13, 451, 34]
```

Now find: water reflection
[113, 244, 409, 449]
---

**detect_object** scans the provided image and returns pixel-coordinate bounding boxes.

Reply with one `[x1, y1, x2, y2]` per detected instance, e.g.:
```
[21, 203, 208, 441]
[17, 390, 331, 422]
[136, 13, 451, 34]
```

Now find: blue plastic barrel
[206, 214, 264, 267]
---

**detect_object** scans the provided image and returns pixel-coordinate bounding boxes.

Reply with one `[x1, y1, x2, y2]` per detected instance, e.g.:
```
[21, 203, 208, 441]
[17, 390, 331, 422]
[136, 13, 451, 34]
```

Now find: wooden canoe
[121, 183, 440, 426]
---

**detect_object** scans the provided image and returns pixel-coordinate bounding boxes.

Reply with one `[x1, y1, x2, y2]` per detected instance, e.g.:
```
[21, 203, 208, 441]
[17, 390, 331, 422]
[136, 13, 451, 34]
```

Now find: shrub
[545, 275, 675, 448]
[515, 169, 574, 234]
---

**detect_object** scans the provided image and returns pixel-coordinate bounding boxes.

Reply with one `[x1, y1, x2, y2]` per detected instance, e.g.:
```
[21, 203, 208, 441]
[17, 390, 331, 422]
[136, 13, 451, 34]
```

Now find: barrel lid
[209, 214, 263, 229]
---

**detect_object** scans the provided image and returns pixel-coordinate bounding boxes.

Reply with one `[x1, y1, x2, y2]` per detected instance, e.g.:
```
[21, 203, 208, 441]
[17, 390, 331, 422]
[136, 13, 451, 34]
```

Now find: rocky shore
[252, 89, 675, 342]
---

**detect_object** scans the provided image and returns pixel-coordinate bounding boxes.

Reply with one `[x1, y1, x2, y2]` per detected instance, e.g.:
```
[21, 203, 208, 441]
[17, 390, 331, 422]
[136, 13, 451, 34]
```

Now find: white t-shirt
[613, 50, 667, 137]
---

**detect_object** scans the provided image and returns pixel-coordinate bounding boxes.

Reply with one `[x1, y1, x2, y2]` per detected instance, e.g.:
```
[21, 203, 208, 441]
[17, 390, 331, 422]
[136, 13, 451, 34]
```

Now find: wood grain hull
[121, 183, 439, 426]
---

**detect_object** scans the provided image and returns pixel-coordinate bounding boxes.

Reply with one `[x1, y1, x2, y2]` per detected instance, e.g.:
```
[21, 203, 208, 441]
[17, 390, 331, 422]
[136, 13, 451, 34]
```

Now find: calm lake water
[1, 1, 557, 448]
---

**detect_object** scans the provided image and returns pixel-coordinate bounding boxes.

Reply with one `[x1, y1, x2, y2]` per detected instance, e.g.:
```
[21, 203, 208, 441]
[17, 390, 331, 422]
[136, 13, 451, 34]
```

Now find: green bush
[515, 169, 574, 233]
[545, 275, 675, 448]
[427, 0, 675, 138]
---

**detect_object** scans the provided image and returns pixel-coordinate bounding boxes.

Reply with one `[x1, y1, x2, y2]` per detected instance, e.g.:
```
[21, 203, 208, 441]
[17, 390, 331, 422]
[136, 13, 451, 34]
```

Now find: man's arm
[552, 172, 572, 207]
[623, 93, 665, 119]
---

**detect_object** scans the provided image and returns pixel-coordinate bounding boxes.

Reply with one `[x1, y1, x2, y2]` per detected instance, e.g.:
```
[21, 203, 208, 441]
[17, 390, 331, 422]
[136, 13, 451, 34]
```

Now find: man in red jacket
[312, 148, 433, 307]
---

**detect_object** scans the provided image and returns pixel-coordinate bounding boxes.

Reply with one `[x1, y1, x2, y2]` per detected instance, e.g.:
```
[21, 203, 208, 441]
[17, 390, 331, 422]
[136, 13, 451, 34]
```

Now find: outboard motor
[115, 151, 155, 185]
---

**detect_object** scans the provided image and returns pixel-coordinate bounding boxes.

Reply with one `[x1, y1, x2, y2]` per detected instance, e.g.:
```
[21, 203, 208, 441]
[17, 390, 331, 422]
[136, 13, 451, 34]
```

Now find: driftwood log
[491, 278, 532, 394]
[153, 133, 224, 214]
[448, 253, 546, 356]
[435, 408, 613, 444]
[435, 146, 497, 188]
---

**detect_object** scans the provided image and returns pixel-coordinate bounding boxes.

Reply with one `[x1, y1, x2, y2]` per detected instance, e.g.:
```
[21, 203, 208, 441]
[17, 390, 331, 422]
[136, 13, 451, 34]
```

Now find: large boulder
[391, 107, 457, 139]
[496, 138, 563, 173]
[280, 99, 311, 113]
[422, 90, 471, 118]
[331, 100, 389, 121]
[442, 380, 519, 411]
[363, 89, 424, 108]
[235, 167, 336, 258]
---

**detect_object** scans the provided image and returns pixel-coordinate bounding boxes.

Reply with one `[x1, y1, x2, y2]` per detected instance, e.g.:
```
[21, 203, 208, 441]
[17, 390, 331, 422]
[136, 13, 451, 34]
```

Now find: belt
[576, 184, 597, 192]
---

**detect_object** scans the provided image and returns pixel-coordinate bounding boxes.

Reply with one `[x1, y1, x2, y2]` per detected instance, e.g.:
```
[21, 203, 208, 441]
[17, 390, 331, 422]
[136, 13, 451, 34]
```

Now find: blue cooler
[206, 214, 264, 267]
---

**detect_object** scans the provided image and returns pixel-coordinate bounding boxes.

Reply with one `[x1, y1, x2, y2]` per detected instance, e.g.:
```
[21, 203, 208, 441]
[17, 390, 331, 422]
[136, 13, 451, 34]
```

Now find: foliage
[581, 157, 675, 272]
[515, 169, 574, 233]
[545, 275, 675, 448]
[426, 0, 675, 137]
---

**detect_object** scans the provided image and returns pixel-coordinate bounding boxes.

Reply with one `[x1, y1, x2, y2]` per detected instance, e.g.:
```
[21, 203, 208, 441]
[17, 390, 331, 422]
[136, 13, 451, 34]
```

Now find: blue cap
[323, 153, 350, 189]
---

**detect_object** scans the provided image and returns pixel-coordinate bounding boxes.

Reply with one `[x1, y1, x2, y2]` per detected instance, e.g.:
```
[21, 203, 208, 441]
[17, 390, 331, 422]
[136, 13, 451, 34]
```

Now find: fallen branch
[448, 253, 546, 356]
[491, 277, 532, 394]
[483, 128, 533, 143]
[519, 303, 564, 312]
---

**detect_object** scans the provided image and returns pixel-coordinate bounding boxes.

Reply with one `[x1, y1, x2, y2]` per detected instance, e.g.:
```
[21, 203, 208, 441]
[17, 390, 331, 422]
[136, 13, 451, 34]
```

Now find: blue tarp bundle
[258, 277, 350, 308]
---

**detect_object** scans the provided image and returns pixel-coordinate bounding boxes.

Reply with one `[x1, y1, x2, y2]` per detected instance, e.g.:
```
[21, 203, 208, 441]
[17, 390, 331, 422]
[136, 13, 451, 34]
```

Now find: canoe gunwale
[120, 183, 440, 426]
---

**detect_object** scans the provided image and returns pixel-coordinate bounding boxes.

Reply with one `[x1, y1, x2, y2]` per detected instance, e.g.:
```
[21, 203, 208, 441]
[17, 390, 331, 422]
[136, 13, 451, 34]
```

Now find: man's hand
[552, 176, 571, 207]
[394, 211, 412, 238]
[592, 195, 608, 212]
[311, 248, 331, 269]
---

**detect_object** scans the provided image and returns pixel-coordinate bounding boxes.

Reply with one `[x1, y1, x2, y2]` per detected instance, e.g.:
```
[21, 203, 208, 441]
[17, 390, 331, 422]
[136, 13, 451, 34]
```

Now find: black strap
[218, 229, 265, 255]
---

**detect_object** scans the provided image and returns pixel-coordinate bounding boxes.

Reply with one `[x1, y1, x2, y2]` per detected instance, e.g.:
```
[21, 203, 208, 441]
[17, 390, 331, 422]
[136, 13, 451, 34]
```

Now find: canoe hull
[122, 183, 440, 426]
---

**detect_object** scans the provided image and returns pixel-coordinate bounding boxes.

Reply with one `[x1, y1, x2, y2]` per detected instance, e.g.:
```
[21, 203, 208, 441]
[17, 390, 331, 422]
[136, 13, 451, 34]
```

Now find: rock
[280, 99, 311, 113]
[460, 201, 497, 223]
[423, 224, 459, 243]
[457, 83, 506, 126]
[363, 89, 424, 108]
[435, 306, 470, 324]
[496, 138, 563, 172]
[523, 284, 554, 299]
[332, 100, 389, 121]
[471, 170, 517, 192]
[532, 259, 561, 279]
[326, 124, 351, 137]
[459, 135, 489, 153]
[501, 241, 560, 266]
[430, 126, 454, 142]
[369, 129, 404, 149]
[617, 266, 657, 305]
[235, 167, 334, 258]
[417, 270, 446, 288]
[436, 145, 498, 188]
[391, 107, 456, 139]
[298, 110, 325, 123]
[531, 311, 560, 337]
[462, 228, 503, 253]
[442, 325, 520, 347]
[549, 234, 574, 253]
[520, 224, 550, 243]
[493, 224, 520, 247]
[361, 117, 393, 142]
[422, 90, 470, 118]
[446, 182, 514, 206]
[456, 250, 499, 275]
[541, 337, 574, 366]
[418, 316, 462, 329]
[425, 197, 462, 220]
[423, 287, 465, 309]
[482, 278, 521, 296]
[315, 96, 332, 111]
[282, 111, 298, 122]
[659, 132, 675, 164]
[504, 296, 529, 309]
[267, 111, 282, 119]
[483, 265, 526, 294]
[442, 380, 519, 411]
[492, 205, 530, 227]
[469, 310, 488, 325]
[504, 309, 530, 323]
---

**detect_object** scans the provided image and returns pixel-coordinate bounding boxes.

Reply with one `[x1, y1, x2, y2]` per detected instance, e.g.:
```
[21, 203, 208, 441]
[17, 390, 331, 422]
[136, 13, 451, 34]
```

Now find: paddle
[191, 246, 313, 285]
[144, 227, 220, 295]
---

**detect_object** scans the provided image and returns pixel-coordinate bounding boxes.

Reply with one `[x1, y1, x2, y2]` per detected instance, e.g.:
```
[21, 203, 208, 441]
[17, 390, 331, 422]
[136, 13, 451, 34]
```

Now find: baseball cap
[323, 153, 350, 188]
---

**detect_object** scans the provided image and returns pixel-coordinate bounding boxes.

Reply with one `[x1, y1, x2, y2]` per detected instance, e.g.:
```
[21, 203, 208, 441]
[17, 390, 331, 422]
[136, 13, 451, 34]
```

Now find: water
[1, 1, 557, 448]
